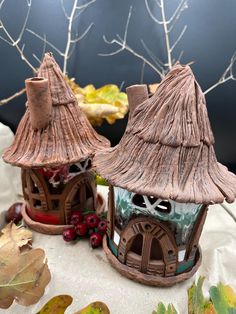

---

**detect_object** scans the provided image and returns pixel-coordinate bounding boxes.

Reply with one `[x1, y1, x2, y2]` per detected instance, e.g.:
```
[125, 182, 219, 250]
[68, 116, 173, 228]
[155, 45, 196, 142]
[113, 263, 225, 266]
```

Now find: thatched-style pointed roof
[3, 53, 110, 168]
[94, 64, 236, 204]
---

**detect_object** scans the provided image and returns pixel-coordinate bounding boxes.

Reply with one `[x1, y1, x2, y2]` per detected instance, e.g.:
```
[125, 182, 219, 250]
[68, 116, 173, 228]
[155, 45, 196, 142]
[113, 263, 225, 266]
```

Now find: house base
[21, 193, 106, 235]
[103, 235, 202, 287]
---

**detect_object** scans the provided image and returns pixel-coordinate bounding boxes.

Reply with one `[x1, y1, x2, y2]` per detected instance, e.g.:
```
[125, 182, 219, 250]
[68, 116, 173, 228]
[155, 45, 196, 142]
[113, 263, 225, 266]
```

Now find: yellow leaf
[79, 103, 118, 119]
[36, 295, 73, 314]
[74, 301, 110, 314]
[221, 284, 236, 308]
[149, 83, 159, 94]
[66, 76, 128, 126]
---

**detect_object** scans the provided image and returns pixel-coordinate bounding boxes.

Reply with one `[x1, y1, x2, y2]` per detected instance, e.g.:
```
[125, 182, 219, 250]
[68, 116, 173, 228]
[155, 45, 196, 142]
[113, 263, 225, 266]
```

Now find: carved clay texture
[3, 53, 109, 168]
[94, 64, 236, 205]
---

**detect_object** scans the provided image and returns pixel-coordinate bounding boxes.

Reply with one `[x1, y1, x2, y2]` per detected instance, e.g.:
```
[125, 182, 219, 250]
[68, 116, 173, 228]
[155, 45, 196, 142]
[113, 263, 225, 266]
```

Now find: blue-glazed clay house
[94, 64, 236, 286]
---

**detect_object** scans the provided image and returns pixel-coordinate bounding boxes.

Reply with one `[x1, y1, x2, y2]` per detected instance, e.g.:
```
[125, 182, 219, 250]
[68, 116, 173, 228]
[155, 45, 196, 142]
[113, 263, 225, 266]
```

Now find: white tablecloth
[0, 123, 235, 314]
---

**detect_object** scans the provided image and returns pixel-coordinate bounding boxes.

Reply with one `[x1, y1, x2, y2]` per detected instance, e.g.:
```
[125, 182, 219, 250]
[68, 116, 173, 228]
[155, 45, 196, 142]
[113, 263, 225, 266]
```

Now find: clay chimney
[25, 77, 52, 130]
[126, 84, 149, 115]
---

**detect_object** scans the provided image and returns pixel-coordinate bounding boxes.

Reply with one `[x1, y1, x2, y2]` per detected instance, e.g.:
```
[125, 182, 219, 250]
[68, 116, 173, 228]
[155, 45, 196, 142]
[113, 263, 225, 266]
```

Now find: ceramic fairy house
[3, 53, 109, 234]
[94, 64, 236, 286]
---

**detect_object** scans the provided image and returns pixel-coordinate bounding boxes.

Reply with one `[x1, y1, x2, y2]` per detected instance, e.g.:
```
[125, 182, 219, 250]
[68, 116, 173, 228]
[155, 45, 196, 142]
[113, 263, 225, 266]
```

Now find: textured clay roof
[3, 53, 110, 168]
[94, 64, 236, 204]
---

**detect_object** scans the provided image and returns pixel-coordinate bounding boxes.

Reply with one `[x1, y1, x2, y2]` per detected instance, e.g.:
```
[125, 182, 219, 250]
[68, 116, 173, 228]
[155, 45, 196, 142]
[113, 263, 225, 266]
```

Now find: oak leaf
[0, 222, 32, 250]
[0, 223, 50, 309]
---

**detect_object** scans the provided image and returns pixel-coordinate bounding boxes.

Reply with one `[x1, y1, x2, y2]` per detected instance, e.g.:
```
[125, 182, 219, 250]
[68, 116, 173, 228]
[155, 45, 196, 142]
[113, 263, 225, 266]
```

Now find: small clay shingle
[94, 64, 236, 204]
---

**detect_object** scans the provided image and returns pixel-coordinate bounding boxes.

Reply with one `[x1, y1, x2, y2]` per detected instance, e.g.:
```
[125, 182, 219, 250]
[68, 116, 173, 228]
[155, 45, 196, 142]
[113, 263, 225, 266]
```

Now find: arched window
[131, 194, 172, 215]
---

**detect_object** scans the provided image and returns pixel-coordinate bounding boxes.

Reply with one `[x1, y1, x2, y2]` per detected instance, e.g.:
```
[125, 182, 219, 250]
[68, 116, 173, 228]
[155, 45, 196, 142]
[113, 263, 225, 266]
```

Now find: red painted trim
[27, 207, 61, 225]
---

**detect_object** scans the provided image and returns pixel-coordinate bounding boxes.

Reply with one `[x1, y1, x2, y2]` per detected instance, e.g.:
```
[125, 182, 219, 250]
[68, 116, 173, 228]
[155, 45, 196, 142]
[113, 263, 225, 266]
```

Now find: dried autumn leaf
[0, 248, 50, 309]
[79, 102, 118, 119]
[66, 77, 128, 126]
[74, 301, 110, 314]
[0, 223, 50, 309]
[0, 222, 32, 250]
[36, 295, 73, 314]
[149, 83, 159, 94]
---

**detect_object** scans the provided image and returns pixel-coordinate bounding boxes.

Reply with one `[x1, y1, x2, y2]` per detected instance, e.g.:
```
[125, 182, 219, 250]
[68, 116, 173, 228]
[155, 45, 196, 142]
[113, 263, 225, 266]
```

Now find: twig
[170, 25, 187, 53]
[63, 0, 78, 73]
[160, 0, 172, 69]
[140, 61, 146, 84]
[168, 0, 188, 25]
[204, 53, 236, 95]
[99, 6, 164, 78]
[101, 1, 188, 81]
[0, 0, 36, 72]
[0, 88, 26, 106]
[0, 0, 5, 9]
[141, 39, 165, 72]
[26, 29, 64, 56]
[28, 0, 96, 74]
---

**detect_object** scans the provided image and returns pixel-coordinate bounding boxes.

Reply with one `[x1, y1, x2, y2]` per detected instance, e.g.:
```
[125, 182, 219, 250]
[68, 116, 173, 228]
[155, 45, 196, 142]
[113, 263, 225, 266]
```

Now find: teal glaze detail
[176, 260, 194, 274]
[109, 239, 118, 257]
[114, 186, 202, 244]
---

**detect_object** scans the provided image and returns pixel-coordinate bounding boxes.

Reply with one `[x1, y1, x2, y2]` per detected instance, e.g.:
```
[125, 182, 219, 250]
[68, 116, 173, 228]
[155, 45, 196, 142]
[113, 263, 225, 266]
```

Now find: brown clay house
[94, 64, 236, 286]
[3, 53, 109, 234]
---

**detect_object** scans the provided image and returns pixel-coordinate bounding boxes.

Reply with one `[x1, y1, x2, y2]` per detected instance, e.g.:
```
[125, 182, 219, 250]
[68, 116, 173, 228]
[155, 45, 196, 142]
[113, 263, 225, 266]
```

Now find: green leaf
[36, 295, 73, 314]
[95, 175, 109, 186]
[188, 276, 209, 314]
[210, 283, 236, 314]
[153, 302, 178, 314]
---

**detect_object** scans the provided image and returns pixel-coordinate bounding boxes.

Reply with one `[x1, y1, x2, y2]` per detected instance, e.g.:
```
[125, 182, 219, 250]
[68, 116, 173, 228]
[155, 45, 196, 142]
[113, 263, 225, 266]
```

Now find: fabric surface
[0, 184, 235, 314]
[0, 123, 22, 212]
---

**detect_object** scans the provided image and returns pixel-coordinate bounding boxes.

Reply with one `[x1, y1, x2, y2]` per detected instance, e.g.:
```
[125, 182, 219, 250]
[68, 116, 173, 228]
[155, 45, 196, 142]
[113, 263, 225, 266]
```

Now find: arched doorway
[118, 217, 177, 276]
[63, 172, 96, 224]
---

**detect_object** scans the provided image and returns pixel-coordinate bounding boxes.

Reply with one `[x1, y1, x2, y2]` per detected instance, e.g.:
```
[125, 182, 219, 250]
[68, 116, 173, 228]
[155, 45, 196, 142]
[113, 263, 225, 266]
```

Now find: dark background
[0, 0, 235, 172]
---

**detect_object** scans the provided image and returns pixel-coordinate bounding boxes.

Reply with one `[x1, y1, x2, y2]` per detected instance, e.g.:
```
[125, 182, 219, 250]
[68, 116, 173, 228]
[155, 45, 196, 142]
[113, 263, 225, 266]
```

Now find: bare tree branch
[60, 0, 70, 19]
[167, 0, 188, 25]
[145, 0, 164, 25]
[170, 25, 187, 52]
[155, 0, 161, 8]
[204, 53, 236, 95]
[0, 88, 26, 106]
[0, 0, 5, 10]
[76, 0, 96, 10]
[71, 22, 94, 43]
[140, 61, 146, 84]
[26, 28, 64, 56]
[99, 6, 164, 78]
[28, 0, 96, 74]
[0, 0, 36, 72]
[140, 39, 165, 72]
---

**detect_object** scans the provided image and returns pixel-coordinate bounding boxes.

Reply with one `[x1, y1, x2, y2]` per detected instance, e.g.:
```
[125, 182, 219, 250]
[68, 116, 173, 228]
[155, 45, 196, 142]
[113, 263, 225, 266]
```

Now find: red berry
[85, 213, 100, 228]
[62, 227, 76, 242]
[75, 222, 88, 236]
[90, 232, 102, 248]
[98, 220, 108, 234]
[5, 202, 23, 224]
[70, 211, 83, 225]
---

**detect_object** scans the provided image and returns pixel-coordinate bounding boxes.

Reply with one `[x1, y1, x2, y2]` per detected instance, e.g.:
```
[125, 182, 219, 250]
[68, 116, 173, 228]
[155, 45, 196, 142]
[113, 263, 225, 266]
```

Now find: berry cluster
[62, 211, 108, 249]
